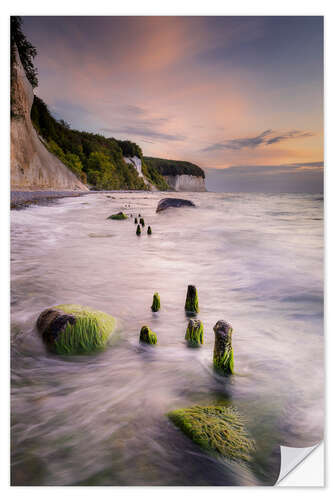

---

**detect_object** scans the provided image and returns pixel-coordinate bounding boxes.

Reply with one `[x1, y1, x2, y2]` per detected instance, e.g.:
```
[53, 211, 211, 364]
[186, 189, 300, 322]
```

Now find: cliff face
[11, 48, 88, 191]
[124, 156, 158, 191]
[164, 174, 206, 192]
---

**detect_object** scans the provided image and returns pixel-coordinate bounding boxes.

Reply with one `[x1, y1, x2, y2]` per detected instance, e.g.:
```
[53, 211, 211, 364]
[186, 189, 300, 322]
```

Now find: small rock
[107, 212, 128, 220]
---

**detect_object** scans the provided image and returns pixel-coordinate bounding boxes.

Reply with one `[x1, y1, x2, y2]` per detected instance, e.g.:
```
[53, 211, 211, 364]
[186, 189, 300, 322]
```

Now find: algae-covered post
[136, 225, 141, 236]
[147, 226, 152, 235]
[151, 292, 160, 312]
[185, 285, 199, 313]
[213, 320, 234, 375]
[185, 319, 203, 346]
[140, 325, 157, 345]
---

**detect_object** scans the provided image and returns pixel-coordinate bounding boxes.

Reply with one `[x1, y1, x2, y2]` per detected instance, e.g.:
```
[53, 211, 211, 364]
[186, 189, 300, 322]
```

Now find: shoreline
[10, 190, 89, 209]
[10, 189, 160, 210]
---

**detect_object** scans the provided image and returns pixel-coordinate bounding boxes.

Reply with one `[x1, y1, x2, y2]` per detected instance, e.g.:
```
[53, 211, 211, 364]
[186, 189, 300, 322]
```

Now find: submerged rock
[151, 292, 160, 312]
[107, 212, 128, 220]
[168, 405, 255, 462]
[140, 325, 157, 345]
[185, 285, 199, 313]
[185, 318, 203, 346]
[156, 198, 196, 212]
[213, 320, 234, 375]
[37, 304, 116, 354]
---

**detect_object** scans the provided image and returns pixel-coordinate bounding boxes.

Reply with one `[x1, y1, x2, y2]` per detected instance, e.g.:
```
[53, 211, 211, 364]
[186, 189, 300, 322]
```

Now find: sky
[22, 16, 324, 192]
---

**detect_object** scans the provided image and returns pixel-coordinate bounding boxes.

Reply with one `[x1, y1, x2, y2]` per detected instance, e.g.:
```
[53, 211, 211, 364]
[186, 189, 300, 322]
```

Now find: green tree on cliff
[10, 16, 38, 88]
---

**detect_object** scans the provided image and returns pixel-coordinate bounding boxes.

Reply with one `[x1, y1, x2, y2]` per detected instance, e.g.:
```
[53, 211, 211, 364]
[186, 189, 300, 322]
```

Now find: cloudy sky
[22, 16, 323, 192]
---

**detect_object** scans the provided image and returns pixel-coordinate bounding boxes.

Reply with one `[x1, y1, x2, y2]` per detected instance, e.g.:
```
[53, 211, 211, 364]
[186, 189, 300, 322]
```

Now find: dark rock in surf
[156, 198, 196, 213]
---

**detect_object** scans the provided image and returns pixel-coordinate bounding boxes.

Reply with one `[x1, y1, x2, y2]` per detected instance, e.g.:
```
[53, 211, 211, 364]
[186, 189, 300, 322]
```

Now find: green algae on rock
[168, 405, 255, 463]
[151, 292, 160, 312]
[140, 217, 145, 227]
[185, 285, 199, 313]
[136, 224, 141, 236]
[139, 325, 157, 345]
[134, 217, 138, 224]
[185, 318, 203, 346]
[213, 320, 234, 375]
[37, 304, 116, 355]
[147, 226, 152, 235]
[107, 212, 128, 220]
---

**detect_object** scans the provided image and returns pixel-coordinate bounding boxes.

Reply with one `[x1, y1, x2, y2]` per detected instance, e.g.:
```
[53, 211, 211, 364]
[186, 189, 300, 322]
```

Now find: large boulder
[37, 304, 116, 354]
[168, 405, 255, 462]
[156, 198, 196, 212]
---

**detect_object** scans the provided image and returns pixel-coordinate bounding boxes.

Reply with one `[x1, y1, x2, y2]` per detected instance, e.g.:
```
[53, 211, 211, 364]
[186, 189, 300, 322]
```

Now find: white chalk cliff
[124, 156, 158, 191]
[10, 47, 88, 191]
[164, 174, 206, 192]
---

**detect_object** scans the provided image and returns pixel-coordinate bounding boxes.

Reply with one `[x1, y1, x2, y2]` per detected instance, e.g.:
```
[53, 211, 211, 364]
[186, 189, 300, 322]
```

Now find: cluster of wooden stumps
[134, 213, 152, 236]
[140, 285, 234, 376]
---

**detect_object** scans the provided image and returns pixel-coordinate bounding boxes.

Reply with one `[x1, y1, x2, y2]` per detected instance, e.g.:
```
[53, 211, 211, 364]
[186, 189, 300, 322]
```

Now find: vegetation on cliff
[31, 96, 171, 190]
[144, 157, 205, 179]
[11, 16, 38, 89]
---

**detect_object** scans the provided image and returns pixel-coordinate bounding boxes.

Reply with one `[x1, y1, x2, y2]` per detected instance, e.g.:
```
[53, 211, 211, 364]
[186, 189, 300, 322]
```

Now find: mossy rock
[147, 226, 152, 235]
[168, 405, 255, 463]
[151, 292, 160, 312]
[37, 304, 116, 354]
[185, 319, 203, 346]
[140, 325, 157, 345]
[136, 224, 141, 235]
[107, 212, 128, 220]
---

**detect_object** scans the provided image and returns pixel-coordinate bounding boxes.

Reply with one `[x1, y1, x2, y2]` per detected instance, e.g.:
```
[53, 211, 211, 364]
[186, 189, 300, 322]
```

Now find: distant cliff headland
[10, 17, 206, 193]
[144, 157, 206, 192]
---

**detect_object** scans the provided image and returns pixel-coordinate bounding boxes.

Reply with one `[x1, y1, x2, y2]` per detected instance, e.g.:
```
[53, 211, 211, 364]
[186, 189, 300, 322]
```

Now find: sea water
[10, 192, 324, 485]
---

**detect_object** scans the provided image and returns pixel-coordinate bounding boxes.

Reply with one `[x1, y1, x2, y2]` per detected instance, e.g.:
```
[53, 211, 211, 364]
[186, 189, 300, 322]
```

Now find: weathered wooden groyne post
[185, 318, 203, 346]
[151, 292, 160, 312]
[185, 285, 199, 313]
[213, 320, 234, 375]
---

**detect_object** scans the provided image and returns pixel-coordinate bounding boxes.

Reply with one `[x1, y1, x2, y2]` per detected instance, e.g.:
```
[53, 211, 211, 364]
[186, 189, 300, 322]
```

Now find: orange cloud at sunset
[22, 16, 323, 191]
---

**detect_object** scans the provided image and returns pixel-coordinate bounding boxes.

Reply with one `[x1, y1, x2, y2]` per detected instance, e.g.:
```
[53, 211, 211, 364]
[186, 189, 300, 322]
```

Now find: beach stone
[37, 304, 116, 354]
[156, 198, 196, 212]
[107, 212, 128, 220]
